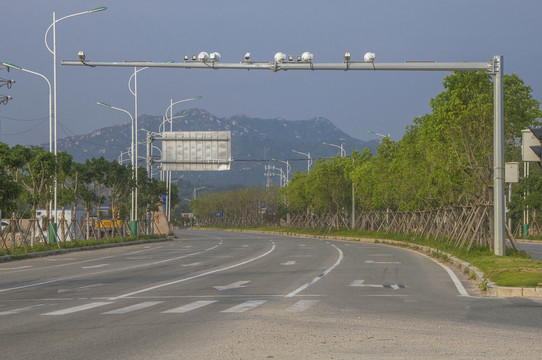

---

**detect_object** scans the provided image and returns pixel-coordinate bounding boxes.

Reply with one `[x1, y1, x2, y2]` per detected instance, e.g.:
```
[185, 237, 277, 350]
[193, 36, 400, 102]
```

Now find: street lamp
[193, 187, 206, 199]
[3, 62, 53, 222]
[292, 149, 312, 171]
[323, 141, 346, 157]
[97, 101, 136, 230]
[161, 96, 202, 222]
[272, 159, 291, 185]
[367, 130, 390, 143]
[44, 6, 107, 223]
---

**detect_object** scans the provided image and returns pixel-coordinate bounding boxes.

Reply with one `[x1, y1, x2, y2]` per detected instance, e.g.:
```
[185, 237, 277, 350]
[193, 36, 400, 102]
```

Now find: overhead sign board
[160, 131, 231, 171]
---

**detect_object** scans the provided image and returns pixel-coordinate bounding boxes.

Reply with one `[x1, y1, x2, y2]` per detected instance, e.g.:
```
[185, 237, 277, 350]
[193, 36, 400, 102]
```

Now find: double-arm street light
[161, 96, 202, 221]
[44, 6, 107, 223]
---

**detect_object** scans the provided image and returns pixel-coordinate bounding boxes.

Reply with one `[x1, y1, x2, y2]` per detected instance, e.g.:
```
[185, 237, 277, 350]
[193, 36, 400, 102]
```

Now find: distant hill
[54, 109, 378, 187]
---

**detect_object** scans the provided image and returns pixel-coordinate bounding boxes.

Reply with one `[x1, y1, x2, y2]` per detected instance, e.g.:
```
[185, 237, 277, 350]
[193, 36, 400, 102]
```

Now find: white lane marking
[0, 304, 51, 316]
[46, 258, 76, 261]
[350, 280, 384, 288]
[110, 242, 276, 300]
[281, 261, 296, 266]
[81, 264, 109, 269]
[42, 302, 113, 316]
[0, 266, 32, 270]
[365, 260, 402, 264]
[181, 262, 202, 267]
[213, 281, 250, 291]
[102, 301, 163, 314]
[350, 280, 405, 290]
[0, 241, 223, 294]
[415, 252, 470, 297]
[285, 300, 319, 313]
[57, 283, 104, 294]
[286, 244, 344, 298]
[221, 300, 268, 313]
[162, 300, 217, 313]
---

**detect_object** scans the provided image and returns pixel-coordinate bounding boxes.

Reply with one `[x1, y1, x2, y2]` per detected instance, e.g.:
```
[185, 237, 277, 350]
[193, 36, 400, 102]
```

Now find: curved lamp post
[44, 6, 107, 224]
[161, 96, 202, 221]
[97, 101, 137, 233]
[323, 141, 346, 157]
[292, 149, 312, 172]
[3, 62, 53, 237]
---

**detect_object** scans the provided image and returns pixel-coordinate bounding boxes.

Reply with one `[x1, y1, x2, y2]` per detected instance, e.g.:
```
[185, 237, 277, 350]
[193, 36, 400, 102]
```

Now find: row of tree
[0, 144, 176, 222]
[192, 72, 542, 229]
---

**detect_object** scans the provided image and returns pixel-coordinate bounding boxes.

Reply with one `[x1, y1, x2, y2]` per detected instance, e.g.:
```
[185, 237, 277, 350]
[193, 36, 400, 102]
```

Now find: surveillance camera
[274, 52, 286, 63]
[301, 51, 313, 63]
[244, 52, 251, 63]
[210, 52, 221, 62]
[364, 52, 375, 63]
[78, 50, 85, 61]
[197, 52, 209, 62]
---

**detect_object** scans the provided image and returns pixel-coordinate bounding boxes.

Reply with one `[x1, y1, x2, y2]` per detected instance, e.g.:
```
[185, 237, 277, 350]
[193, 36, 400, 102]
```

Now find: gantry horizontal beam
[62, 59, 495, 73]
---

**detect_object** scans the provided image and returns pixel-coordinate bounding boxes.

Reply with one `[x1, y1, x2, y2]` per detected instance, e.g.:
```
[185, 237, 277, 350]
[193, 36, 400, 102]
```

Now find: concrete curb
[194, 227, 542, 298]
[0, 237, 173, 262]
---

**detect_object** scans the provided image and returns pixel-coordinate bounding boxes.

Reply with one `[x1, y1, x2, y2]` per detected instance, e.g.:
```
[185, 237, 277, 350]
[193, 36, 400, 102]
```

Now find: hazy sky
[2, 0, 542, 148]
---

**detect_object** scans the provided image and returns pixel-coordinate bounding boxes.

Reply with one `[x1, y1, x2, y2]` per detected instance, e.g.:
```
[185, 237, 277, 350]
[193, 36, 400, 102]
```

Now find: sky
[2, 0, 542, 149]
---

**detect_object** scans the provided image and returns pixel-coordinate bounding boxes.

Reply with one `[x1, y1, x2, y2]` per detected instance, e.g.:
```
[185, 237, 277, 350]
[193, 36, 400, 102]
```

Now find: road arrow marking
[213, 281, 250, 291]
[350, 280, 405, 290]
[365, 260, 402, 264]
[281, 261, 296, 266]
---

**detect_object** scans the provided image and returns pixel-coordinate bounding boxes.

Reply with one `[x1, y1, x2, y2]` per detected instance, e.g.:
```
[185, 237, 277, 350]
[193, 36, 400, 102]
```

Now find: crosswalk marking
[162, 300, 217, 314]
[4, 298, 329, 317]
[285, 300, 319, 313]
[102, 301, 164, 314]
[42, 302, 113, 316]
[0, 304, 50, 316]
[221, 300, 268, 313]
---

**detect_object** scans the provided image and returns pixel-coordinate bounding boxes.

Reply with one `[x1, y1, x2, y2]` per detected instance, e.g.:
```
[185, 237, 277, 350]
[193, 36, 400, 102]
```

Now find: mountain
[55, 109, 378, 187]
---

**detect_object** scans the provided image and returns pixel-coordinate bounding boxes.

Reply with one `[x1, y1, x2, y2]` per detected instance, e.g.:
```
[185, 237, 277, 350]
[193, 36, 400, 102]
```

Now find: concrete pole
[493, 55, 505, 256]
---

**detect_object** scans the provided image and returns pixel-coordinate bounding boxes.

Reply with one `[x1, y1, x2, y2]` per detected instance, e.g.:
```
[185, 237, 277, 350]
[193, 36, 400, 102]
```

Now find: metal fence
[0, 214, 164, 251]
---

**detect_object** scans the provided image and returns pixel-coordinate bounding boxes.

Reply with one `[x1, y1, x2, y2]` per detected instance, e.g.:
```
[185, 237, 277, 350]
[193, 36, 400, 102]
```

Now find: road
[519, 241, 542, 260]
[1, 229, 541, 359]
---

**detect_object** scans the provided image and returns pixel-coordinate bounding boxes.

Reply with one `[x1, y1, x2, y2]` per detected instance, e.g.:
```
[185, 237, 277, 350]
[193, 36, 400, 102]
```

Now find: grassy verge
[0, 234, 168, 259]
[197, 225, 542, 288]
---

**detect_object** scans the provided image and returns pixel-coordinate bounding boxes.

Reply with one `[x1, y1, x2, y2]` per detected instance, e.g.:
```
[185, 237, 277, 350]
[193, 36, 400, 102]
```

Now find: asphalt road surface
[1, 229, 541, 359]
[519, 241, 542, 260]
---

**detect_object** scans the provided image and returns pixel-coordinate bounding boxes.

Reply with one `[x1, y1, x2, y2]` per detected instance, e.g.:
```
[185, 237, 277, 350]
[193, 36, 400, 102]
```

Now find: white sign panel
[161, 131, 231, 171]
[505, 162, 519, 183]
[522, 129, 540, 162]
